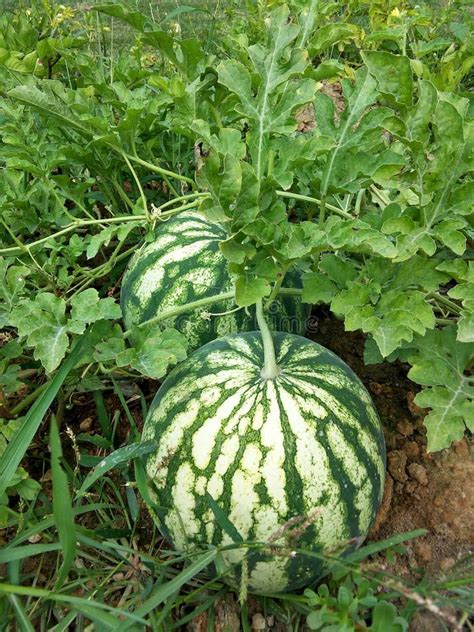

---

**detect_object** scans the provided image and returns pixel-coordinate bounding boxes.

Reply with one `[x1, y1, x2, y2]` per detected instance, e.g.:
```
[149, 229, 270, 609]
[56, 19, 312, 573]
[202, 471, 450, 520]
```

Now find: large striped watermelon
[120, 212, 307, 351]
[142, 332, 386, 593]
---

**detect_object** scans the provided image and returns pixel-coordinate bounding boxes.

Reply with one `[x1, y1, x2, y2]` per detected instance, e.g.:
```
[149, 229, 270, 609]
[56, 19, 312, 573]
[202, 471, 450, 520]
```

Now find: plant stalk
[0, 199, 203, 257]
[276, 190, 352, 219]
[266, 268, 288, 306]
[369, 185, 390, 208]
[122, 288, 303, 339]
[0, 216, 146, 257]
[319, 197, 326, 226]
[256, 300, 280, 380]
[435, 318, 454, 326]
[428, 292, 462, 315]
[126, 154, 196, 189]
[122, 291, 235, 339]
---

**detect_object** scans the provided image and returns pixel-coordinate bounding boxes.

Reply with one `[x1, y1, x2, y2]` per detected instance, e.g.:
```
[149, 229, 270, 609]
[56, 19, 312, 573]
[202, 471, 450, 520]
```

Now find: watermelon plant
[2, 0, 470, 449]
[142, 302, 385, 593]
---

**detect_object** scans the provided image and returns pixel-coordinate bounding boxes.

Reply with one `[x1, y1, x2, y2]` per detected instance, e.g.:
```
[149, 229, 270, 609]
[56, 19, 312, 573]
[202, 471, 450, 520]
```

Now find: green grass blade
[0, 584, 147, 625]
[50, 416, 76, 589]
[5, 503, 115, 548]
[171, 591, 224, 629]
[240, 602, 251, 632]
[76, 440, 156, 498]
[111, 377, 139, 436]
[344, 529, 427, 564]
[93, 389, 112, 439]
[159, 5, 211, 26]
[0, 543, 61, 564]
[134, 454, 158, 511]
[7, 595, 34, 632]
[205, 492, 243, 543]
[121, 549, 217, 630]
[71, 603, 121, 630]
[48, 610, 77, 632]
[0, 336, 87, 499]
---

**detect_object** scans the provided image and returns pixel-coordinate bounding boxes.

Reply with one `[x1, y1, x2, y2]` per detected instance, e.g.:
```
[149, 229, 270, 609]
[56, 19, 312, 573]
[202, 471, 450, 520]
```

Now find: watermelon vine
[256, 299, 281, 380]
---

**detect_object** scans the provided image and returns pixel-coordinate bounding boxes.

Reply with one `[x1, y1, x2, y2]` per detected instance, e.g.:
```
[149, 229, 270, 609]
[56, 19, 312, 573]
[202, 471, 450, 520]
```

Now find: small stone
[439, 557, 455, 572]
[433, 494, 444, 507]
[387, 450, 408, 482]
[403, 440, 420, 458]
[407, 463, 428, 486]
[252, 613, 266, 630]
[79, 417, 93, 432]
[414, 541, 432, 562]
[442, 510, 456, 525]
[28, 533, 42, 544]
[397, 420, 414, 437]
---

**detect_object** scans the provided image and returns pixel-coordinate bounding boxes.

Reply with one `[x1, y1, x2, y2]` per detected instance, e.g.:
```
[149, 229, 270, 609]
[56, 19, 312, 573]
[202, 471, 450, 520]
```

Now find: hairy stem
[369, 185, 390, 208]
[123, 154, 149, 219]
[122, 291, 235, 339]
[256, 300, 280, 380]
[0, 200, 203, 256]
[428, 292, 462, 315]
[276, 190, 352, 220]
[156, 192, 209, 212]
[122, 288, 304, 339]
[151, 199, 203, 219]
[266, 267, 288, 306]
[0, 216, 146, 257]
[435, 318, 455, 326]
[319, 197, 326, 226]
[126, 154, 196, 189]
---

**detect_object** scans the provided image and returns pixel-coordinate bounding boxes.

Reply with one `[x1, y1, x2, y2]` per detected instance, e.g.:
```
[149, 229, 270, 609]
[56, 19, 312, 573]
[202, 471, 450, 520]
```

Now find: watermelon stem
[256, 300, 280, 380]
[276, 190, 352, 219]
[122, 288, 304, 340]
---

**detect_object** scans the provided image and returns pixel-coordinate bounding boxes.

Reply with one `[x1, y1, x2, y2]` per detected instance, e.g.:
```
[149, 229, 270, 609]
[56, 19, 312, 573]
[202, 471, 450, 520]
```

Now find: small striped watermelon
[120, 212, 307, 351]
[142, 332, 386, 593]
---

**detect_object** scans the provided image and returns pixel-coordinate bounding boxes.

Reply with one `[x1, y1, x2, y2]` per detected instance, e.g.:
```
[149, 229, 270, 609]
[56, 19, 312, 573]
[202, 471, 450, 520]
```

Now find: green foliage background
[0, 0, 473, 629]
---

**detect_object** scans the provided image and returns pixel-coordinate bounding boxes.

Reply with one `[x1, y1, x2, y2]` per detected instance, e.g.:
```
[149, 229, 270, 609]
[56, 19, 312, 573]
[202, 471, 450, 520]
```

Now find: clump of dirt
[295, 102, 316, 133]
[295, 80, 345, 132]
[309, 307, 473, 578]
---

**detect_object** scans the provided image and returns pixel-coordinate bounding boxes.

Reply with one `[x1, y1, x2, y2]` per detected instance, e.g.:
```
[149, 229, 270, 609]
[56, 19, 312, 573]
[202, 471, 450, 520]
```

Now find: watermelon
[120, 211, 307, 351]
[142, 332, 386, 594]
